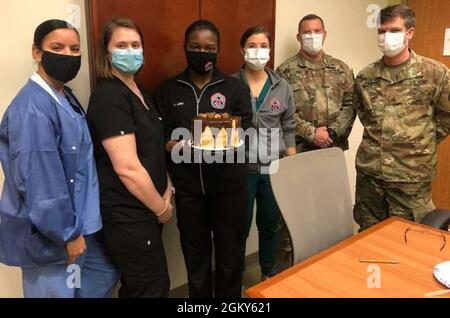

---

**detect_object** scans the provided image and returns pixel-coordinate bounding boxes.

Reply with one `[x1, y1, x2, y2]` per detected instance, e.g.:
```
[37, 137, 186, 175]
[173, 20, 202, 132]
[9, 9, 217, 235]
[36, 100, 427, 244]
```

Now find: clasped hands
[313, 127, 334, 149]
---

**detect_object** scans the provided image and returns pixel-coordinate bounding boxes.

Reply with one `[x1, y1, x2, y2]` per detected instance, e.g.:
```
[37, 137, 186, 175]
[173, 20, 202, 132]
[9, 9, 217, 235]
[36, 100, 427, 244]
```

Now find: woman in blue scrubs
[0, 19, 118, 298]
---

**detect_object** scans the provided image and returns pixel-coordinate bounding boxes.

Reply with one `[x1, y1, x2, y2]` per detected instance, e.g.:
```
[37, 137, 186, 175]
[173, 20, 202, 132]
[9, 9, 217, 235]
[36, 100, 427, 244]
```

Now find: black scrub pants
[170, 162, 248, 298]
[102, 218, 170, 298]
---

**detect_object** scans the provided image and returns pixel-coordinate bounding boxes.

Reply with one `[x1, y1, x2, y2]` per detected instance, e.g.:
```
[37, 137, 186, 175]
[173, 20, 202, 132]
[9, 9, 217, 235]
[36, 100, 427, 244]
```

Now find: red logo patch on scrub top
[211, 93, 226, 110]
[271, 98, 281, 112]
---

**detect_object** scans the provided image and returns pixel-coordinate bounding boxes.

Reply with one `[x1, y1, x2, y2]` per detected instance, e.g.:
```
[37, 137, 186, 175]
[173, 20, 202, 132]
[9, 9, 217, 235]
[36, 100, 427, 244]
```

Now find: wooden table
[246, 217, 450, 298]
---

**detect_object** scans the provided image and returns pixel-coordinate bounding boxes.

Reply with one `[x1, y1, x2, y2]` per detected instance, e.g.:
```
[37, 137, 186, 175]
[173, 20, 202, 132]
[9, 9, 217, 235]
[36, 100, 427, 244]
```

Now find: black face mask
[185, 50, 217, 75]
[41, 51, 81, 83]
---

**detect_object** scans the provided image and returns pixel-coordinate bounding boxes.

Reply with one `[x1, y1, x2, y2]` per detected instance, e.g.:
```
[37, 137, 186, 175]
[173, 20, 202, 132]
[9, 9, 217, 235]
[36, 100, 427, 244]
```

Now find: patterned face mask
[185, 50, 217, 75]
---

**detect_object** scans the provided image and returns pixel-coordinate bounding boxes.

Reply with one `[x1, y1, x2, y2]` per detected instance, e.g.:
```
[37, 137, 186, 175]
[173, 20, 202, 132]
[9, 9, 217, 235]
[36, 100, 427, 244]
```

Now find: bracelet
[156, 201, 169, 217]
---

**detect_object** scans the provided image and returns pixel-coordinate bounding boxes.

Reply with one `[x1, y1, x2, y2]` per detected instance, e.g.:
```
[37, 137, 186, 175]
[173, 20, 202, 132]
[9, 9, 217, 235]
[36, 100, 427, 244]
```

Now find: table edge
[245, 216, 449, 298]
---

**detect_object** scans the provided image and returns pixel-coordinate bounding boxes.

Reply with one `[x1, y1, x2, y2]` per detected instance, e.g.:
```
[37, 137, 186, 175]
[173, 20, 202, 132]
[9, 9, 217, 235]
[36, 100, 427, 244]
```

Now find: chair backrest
[269, 148, 354, 265]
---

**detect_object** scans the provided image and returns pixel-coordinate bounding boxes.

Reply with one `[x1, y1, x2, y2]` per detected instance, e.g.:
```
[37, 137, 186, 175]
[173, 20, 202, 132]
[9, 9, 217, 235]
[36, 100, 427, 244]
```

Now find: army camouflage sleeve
[435, 66, 450, 144]
[352, 77, 365, 115]
[293, 108, 316, 142]
[329, 67, 356, 137]
[275, 65, 287, 81]
[276, 64, 316, 142]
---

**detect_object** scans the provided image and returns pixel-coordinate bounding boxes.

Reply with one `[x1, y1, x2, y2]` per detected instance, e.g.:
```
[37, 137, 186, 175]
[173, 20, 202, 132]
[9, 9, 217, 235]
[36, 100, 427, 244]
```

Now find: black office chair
[421, 209, 450, 231]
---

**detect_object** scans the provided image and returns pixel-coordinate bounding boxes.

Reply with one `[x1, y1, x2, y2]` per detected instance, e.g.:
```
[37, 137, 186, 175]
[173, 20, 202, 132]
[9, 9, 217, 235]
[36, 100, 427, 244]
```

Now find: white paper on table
[444, 28, 450, 56]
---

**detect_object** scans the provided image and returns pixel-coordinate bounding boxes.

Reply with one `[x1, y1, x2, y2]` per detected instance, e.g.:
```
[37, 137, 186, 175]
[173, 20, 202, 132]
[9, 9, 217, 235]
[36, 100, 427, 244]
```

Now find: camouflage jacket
[350, 50, 450, 182]
[276, 52, 355, 150]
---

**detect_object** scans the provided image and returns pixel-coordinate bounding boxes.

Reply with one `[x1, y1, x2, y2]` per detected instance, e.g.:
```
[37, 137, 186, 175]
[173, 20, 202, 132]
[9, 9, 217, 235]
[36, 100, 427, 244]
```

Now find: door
[87, 0, 199, 91]
[201, 0, 276, 74]
[407, 0, 450, 209]
[87, 0, 276, 91]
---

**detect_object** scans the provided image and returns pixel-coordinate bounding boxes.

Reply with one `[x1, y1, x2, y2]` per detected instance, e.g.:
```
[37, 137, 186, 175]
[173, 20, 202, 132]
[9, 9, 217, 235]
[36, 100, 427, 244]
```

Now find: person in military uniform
[273, 14, 356, 272]
[335, 5, 450, 230]
[276, 14, 356, 152]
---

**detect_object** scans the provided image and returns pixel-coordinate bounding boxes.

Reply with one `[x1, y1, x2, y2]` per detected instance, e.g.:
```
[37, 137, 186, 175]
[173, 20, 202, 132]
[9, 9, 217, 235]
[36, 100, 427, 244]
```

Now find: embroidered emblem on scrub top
[173, 102, 184, 107]
[270, 98, 281, 112]
[211, 93, 226, 110]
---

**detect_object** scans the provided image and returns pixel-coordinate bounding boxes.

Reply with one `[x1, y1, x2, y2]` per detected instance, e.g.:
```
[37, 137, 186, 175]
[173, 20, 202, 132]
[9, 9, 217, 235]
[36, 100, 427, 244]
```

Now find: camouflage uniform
[272, 53, 355, 271]
[276, 52, 356, 151]
[344, 50, 450, 230]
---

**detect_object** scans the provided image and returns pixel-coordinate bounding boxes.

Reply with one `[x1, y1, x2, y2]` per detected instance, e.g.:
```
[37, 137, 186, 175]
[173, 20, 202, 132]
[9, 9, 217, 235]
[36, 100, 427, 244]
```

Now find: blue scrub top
[50, 84, 102, 236]
[0, 74, 101, 267]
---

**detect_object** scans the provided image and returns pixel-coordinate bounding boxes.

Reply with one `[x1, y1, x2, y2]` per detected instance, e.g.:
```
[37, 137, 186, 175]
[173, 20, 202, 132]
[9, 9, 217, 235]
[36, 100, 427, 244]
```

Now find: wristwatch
[327, 128, 338, 142]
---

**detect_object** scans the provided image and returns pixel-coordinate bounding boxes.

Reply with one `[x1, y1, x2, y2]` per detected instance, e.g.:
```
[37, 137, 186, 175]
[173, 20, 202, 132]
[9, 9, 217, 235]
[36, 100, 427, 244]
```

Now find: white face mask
[244, 48, 270, 71]
[301, 33, 324, 55]
[378, 32, 407, 58]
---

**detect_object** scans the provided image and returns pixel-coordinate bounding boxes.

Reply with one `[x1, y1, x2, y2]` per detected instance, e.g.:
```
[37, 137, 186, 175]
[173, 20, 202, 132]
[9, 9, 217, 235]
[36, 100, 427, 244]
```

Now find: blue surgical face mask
[110, 48, 144, 74]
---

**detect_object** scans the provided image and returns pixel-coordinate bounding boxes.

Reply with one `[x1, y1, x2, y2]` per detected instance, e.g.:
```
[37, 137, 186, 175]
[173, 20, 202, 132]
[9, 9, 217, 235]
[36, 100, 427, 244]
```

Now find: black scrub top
[87, 77, 167, 224]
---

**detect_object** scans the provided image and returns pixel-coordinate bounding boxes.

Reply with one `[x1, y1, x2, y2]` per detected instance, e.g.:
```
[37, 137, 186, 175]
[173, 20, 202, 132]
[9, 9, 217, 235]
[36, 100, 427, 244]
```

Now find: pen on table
[424, 289, 450, 297]
[359, 259, 400, 264]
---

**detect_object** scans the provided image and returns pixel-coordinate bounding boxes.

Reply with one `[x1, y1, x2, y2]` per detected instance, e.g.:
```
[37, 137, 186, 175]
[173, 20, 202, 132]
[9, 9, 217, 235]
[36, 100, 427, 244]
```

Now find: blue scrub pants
[21, 232, 119, 298]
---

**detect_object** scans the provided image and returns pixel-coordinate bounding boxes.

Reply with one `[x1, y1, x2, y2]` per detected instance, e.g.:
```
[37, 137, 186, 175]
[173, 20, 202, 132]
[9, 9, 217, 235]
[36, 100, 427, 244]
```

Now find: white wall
[1, 1, 91, 109]
[0, 0, 392, 297]
[275, 0, 389, 203]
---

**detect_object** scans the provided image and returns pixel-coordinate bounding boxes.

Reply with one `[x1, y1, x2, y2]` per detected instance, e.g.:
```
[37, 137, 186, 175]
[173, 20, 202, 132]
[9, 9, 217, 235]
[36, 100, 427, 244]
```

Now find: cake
[192, 112, 241, 149]
[215, 128, 228, 149]
[200, 126, 215, 149]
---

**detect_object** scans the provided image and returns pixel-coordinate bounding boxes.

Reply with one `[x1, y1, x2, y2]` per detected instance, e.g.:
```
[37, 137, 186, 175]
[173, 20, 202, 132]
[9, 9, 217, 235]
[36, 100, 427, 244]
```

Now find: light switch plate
[444, 28, 450, 56]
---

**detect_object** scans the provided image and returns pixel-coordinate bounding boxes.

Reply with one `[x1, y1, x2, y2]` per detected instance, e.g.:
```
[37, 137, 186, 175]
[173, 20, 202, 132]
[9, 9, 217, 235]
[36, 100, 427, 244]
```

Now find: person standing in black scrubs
[87, 18, 173, 298]
[154, 20, 253, 298]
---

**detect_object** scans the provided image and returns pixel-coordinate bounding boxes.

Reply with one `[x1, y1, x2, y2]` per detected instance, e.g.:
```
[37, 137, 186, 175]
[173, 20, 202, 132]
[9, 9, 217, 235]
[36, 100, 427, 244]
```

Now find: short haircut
[184, 19, 220, 49]
[298, 14, 325, 32]
[95, 17, 144, 80]
[240, 25, 272, 48]
[380, 4, 416, 29]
